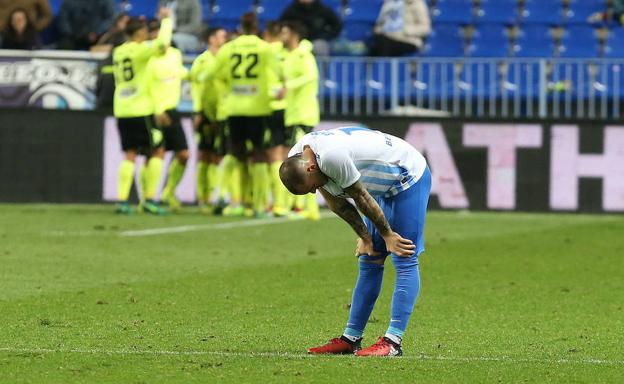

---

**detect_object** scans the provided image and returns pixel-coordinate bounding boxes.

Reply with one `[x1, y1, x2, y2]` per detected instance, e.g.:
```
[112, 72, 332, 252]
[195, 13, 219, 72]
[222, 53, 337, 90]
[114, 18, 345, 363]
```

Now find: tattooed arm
[344, 181, 415, 257]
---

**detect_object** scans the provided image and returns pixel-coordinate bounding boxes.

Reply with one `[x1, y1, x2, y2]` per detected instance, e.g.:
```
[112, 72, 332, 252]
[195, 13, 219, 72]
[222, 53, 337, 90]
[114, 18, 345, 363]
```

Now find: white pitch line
[0, 347, 622, 366]
[119, 212, 335, 237]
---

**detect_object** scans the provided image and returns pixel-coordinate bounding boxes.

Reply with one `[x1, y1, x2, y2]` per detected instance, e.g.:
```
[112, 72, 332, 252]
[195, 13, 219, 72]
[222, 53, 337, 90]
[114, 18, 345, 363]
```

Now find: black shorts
[162, 109, 188, 152]
[285, 125, 313, 147]
[267, 109, 286, 147]
[117, 116, 161, 153]
[227, 115, 269, 153]
[198, 114, 227, 156]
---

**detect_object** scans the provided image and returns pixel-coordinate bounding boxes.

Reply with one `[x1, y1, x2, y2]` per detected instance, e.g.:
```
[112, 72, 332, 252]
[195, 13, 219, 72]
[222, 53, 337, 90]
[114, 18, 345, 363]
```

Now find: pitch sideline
[0, 347, 622, 366]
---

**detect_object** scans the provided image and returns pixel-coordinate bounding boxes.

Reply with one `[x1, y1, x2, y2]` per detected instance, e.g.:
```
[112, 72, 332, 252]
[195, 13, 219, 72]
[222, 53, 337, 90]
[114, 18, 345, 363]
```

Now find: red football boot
[307, 336, 361, 355]
[355, 337, 403, 357]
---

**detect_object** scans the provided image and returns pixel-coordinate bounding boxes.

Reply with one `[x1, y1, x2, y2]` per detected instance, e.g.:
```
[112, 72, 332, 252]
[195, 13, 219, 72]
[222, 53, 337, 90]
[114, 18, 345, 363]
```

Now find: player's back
[217, 34, 275, 117]
[284, 41, 319, 127]
[147, 46, 187, 114]
[113, 42, 160, 118]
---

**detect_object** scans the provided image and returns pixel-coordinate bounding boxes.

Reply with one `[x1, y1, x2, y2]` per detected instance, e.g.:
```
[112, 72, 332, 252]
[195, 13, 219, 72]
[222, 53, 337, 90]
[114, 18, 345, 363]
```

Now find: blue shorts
[364, 167, 432, 257]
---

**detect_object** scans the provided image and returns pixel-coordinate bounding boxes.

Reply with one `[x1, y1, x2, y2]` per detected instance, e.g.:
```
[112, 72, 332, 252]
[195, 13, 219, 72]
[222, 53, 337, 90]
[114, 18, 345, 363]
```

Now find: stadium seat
[344, 0, 383, 23]
[320, 60, 365, 98]
[365, 60, 412, 98]
[475, 0, 518, 24]
[431, 0, 474, 24]
[411, 61, 456, 98]
[560, 25, 597, 46]
[558, 42, 599, 58]
[513, 40, 554, 57]
[520, 1, 564, 25]
[342, 21, 375, 42]
[515, 24, 551, 42]
[602, 29, 624, 57]
[209, 18, 240, 32]
[565, 2, 604, 24]
[467, 41, 510, 57]
[211, 0, 255, 20]
[257, 0, 289, 20]
[124, 1, 158, 17]
[422, 24, 465, 56]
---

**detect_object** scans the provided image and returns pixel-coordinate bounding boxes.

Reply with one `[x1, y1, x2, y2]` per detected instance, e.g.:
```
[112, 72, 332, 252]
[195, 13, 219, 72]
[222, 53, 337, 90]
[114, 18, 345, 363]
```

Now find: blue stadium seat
[345, 0, 383, 23]
[558, 42, 599, 58]
[603, 44, 624, 58]
[515, 24, 551, 42]
[602, 29, 624, 57]
[49, 0, 64, 14]
[431, 0, 473, 24]
[475, 0, 518, 24]
[257, 0, 289, 20]
[209, 18, 240, 32]
[513, 41, 554, 57]
[212, 0, 255, 20]
[468, 41, 510, 57]
[520, 1, 564, 24]
[560, 25, 596, 45]
[320, 60, 365, 98]
[565, 2, 604, 24]
[124, 1, 158, 17]
[472, 24, 508, 43]
[422, 24, 464, 56]
[365, 61, 412, 98]
[342, 21, 375, 42]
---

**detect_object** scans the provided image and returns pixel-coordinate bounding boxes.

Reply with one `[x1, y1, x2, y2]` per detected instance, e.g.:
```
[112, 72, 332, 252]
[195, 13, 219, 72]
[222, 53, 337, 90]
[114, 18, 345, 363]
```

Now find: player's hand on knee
[356, 237, 380, 257]
[383, 232, 415, 257]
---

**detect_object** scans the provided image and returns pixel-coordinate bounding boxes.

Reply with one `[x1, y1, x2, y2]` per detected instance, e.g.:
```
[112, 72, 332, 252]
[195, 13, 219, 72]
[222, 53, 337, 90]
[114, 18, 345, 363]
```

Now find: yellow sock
[207, 163, 218, 201]
[242, 162, 253, 206]
[252, 162, 269, 213]
[196, 161, 208, 204]
[163, 159, 185, 200]
[217, 155, 235, 200]
[270, 162, 287, 212]
[144, 157, 163, 201]
[117, 160, 135, 202]
[294, 194, 305, 210]
[306, 192, 320, 219]
[229, 159, 243, 204]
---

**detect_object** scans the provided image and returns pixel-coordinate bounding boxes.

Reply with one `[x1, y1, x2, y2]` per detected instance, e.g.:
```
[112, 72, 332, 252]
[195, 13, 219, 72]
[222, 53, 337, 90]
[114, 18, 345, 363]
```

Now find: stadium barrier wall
[1, 109, 622, 213]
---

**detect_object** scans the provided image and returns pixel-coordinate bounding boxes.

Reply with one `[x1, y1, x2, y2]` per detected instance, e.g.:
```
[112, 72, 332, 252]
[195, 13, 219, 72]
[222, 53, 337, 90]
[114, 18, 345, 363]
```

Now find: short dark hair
[264, 20, 281, 37]
[147, 19, 160, 33]
[240, 12, 258, 34]
[279, 154, 307, 194]
[204, 26, 225, 41]
[125, 17, 146, 36]
[282, 20, 307, 40]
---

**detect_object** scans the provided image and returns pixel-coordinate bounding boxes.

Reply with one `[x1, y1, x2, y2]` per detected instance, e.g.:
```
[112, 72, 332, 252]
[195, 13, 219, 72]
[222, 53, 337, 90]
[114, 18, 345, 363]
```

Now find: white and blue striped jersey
[288, 127, 428, 198]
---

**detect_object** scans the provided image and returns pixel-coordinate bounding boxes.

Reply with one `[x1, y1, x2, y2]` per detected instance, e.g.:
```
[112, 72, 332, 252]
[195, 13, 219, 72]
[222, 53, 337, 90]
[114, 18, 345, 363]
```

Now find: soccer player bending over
[112, 9, 172, 214]
[280, 127, 431, 357]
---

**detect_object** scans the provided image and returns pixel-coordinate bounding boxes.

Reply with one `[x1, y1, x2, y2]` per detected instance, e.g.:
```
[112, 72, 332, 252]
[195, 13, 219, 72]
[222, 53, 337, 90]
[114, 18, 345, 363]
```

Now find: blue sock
[386, 254, 420, 338]
[344, 257, 385, 338]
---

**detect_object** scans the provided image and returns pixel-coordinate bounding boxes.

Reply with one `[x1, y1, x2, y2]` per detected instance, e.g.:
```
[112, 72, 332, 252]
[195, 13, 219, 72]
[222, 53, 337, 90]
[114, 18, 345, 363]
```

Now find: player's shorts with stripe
[267, 109, 286, 147]
[198, 114, 227, 156]
[364, 166, 432, 258]
[162, 109, 188, 152]
[227, 115, 269, 153]
[285, 125, 313, 147]
[117, 116, 162, 153]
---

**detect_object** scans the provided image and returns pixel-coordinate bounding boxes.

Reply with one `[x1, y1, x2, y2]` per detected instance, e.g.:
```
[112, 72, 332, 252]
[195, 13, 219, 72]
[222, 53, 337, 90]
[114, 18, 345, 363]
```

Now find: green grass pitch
[0, 204, 622, 383]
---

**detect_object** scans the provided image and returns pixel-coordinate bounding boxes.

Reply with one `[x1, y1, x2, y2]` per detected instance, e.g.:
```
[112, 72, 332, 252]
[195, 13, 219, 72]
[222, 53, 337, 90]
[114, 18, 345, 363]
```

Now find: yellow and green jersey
[269, 41, 287, 112]
[216, 34, 277, 117]
[284, 40, 319, 127]
[190, 49, 223, 121]
[112, 18, 173, 118]
[146, 46, 188, 115]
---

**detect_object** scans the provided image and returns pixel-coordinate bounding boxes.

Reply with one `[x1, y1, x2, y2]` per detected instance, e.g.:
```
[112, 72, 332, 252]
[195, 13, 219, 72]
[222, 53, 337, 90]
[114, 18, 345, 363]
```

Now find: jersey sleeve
[136, 17, 173, 62]
[320, 148, 361, 189]
[285, 50, 318, 90]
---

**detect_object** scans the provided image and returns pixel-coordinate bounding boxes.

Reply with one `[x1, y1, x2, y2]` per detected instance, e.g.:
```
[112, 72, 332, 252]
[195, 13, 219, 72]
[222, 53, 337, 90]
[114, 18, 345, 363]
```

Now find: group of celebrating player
[111, 8, 320, 219]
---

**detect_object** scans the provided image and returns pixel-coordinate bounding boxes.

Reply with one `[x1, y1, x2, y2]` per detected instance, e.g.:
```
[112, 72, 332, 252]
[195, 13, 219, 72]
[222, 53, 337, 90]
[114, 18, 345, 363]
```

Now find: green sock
[117, 160, 135, 202]
[196, 161, 208, 204]
[270, 162, 287, 211]
[252, 162, 269, 213]
[207, 163, 218, 202]
[294, 194, 305, 211]
[144, 157, 163, 201]
[163, 159, 186, 200]
[242, 162, 253, 207]
[306, 193, 320, 216]
[217, 155, 235, 200]
[229, 159, 243, 205]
